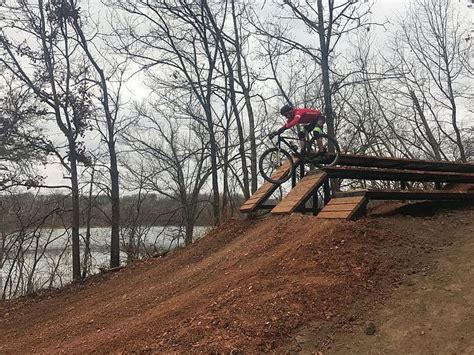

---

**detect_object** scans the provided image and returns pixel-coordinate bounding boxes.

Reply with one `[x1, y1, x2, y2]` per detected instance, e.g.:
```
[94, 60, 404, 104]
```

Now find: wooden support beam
[312, 188, 319, 216]
[315, 154, 474, 173]
[324, 166, 474, 184]
[291, 164, 297, 188]
[258, 204, 277, 210]
[323, 178, 331, 205]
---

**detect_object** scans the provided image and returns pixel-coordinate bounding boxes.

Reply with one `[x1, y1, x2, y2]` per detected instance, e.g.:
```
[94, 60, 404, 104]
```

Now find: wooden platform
[271, 172, 327, 215]
[240, 153, 474, 216]
[319, 154, 474, 173]
[316, 196, 368, 220]
[325, 166, 474, 183]
[239, 159, 297, 213]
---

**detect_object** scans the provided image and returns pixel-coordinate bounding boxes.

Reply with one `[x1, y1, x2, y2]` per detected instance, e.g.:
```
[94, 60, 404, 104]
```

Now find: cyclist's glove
[269, 127, 286, 139]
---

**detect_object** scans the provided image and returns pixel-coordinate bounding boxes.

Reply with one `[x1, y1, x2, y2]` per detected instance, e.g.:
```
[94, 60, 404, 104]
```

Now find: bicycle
[258, 132, 340, 184]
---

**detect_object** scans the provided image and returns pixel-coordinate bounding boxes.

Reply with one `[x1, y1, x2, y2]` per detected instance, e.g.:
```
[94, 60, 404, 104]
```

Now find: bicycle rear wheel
[259, 147, 294, 184]
[309, 133, 341, 168]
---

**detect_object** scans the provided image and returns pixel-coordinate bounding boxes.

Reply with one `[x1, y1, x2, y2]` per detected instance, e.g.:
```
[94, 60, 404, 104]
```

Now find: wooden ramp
[240, 159, 297, 213]
[316, 196, 368, 220]
[271, 172, 327, 215]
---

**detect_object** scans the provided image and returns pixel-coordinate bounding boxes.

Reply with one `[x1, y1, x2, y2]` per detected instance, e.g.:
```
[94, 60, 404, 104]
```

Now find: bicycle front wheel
[259, 147, 294, 184]
[310, 134, 341, 168]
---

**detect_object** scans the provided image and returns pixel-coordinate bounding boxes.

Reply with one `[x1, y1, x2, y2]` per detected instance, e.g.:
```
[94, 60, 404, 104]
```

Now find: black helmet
[280, 103, 293, 115]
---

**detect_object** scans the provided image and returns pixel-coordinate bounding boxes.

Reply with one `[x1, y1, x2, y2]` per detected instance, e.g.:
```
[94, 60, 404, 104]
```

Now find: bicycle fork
[277, 136, 283, 167]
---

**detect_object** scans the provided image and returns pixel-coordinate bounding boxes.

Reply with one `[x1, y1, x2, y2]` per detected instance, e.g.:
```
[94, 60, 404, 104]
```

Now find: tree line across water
[0, 0, 472, 295]
[0, 192, 234, 231]
[0, 191, 244, 299]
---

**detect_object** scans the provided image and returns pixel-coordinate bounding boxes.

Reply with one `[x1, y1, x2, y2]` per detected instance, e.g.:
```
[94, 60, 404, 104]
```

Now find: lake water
[0, 225, 210, 299]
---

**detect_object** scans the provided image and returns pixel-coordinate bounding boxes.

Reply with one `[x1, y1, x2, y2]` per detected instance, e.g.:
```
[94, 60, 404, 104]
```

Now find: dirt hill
[1, 203, 473, 353]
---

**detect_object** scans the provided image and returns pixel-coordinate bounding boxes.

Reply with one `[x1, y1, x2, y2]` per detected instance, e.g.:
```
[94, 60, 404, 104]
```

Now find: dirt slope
[328, 215, 474, 355]
[1, 204, 473, 353]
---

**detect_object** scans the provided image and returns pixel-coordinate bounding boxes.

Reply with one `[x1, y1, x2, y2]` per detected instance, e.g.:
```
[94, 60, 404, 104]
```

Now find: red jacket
[283, 108, 322, 129]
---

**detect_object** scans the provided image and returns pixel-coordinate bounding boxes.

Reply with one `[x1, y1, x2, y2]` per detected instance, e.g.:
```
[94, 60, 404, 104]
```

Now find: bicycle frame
[277, 132, 337, 166]
[275, 135, 315, 164]
[259, 131, 339, 185]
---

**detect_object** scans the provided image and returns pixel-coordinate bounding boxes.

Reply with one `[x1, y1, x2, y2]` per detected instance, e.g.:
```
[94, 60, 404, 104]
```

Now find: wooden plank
[271, 172, 327, 215]
[339, 155, 474, 173]
[327, 196, 367, 205]
[324, 166, 474, 183]
[317, 211, 353, 219]
[322, 204, 360, 212]
[317, 154, 474, 173]
[317, 196, 367, 220]
[240, 184, 277, 213]
[240, 158, 299, 213]
[333, 190, 368, 198]
[345, 196, 367, 220]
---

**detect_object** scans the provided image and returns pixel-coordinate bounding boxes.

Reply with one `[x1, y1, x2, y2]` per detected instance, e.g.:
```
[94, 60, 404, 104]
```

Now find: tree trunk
[230, 1, 258, 194]
[82, 166, 95, 279]
[446, 81, 466, 162]
[410, 90, 442, 161]
[205, 107, 220, 226]
[317, 0, 335, 139]
[184, 215, 194, 246]
[222, 107, 231, 221]
[317, 0, 338, 193]
[109, 141, 121, 268]
[69, 145, 81, 281]
[203, 0, 250, 199]
[70, 13, 121, 267]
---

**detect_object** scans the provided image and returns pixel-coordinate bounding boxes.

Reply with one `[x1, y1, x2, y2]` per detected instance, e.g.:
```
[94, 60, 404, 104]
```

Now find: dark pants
[298, 119, 324, 152]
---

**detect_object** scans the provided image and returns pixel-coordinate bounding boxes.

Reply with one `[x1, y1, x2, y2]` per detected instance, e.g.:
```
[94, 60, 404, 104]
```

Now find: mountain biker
[269, 103, 326, 152]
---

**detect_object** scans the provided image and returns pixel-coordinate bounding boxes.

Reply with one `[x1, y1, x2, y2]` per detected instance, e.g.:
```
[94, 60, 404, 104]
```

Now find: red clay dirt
[1, 204, 473, 353]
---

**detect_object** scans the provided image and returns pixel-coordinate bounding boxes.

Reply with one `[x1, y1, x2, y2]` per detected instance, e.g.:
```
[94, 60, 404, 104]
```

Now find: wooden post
[323, 178, 331, 205]
[312, 188, 319, 216]
[292, 164, 297, 188]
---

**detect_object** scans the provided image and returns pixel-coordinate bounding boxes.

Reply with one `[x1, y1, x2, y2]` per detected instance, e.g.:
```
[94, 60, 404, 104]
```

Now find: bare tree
[123, 102, 213, 245]
[65, 0, 126, 268]
[201, 0, 262, 196]
[110, 0, 226, 224]
[0, 75, 47, 190]
[0, 0, 93, 280]
[333, 32, 419, 160]
[253, 0, 374, 139]
[390, 0, 473, 161]
[0, 190, 69, 299]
